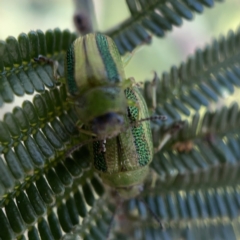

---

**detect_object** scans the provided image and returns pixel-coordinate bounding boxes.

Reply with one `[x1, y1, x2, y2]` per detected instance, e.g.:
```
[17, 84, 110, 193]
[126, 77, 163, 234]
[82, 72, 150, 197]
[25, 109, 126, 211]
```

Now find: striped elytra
[64, 33, 153, 198]
[65, 33, 125, 96]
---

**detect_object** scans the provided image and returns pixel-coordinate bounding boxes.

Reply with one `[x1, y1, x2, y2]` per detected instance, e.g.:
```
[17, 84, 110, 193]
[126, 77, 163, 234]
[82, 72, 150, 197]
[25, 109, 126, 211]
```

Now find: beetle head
[92, 112, 125, 139]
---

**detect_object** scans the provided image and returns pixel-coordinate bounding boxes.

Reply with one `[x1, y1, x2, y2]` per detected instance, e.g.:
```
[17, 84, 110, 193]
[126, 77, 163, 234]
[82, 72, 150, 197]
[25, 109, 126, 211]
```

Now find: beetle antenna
[123, 115, 167, 131]
[135, 115, 167, 124]
[138, 197, 164, 229]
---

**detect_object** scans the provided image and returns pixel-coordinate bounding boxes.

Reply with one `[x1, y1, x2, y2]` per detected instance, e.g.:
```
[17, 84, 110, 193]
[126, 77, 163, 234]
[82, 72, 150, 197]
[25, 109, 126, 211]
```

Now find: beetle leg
[151, 71, 158, 111]
[154, 121, 184, 153]
[122, 51, 133, 67]
[150, 169, 158, 189]
[139, 198, 164, 229]
[106, 199, 124, 240]
[34, 55, 64, 83]
[77, 127, 97, 137]
[75, 120, 98, 139]
[98, 139, 106, 153]
[121, 77, 136, 89]
[121, 44, 145, 67]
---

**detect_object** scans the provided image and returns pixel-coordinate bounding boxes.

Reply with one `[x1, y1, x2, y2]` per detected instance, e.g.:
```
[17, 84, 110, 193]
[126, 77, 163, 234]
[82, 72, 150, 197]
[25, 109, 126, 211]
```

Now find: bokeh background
[0, 0, 240, 115]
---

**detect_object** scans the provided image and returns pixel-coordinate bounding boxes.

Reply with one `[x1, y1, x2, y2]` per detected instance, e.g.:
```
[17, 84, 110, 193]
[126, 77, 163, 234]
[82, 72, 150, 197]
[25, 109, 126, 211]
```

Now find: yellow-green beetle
[66, 33, 154, 198]
[36, 33, 155, 199]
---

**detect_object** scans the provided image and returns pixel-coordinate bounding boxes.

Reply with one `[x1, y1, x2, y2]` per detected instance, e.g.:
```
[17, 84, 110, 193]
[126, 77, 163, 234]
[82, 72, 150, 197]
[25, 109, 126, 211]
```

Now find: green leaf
[105, 0, 222, 54]
[0, 1, 240, 239]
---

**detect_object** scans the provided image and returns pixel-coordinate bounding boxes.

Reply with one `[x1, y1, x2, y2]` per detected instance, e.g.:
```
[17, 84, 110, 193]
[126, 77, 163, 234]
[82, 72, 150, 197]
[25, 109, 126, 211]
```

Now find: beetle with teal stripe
[34, 32, 166, 199]
[65, 33, 130, 140]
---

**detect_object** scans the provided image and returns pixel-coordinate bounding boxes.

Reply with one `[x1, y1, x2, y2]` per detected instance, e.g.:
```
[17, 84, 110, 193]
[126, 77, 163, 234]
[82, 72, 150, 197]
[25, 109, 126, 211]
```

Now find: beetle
[34, 33, 175, 203]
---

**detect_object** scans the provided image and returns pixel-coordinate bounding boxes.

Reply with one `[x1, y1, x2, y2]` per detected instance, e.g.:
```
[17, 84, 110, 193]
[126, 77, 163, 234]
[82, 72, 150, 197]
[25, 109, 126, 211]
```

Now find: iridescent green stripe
[124, 88, 152, 166]
[93, 141, 107, 172]
[95, 33, 120, 83]
[65, 44, 78, 95]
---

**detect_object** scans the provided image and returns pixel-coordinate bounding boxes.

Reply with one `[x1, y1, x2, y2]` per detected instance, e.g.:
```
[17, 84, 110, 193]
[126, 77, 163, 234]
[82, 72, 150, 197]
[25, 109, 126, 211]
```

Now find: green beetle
[92, 87, 153, 199]
[35, 33, 164, 199]
[66, 33, 154, 198]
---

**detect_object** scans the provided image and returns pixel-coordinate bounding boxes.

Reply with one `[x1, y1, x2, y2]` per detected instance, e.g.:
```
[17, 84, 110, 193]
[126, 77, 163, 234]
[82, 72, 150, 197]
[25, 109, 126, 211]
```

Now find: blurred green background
[0, 0, 240, 114]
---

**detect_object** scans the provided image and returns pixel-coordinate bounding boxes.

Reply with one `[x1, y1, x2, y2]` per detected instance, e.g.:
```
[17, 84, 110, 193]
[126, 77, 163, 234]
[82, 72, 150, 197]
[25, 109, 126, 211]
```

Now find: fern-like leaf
[105, 0, 223, 54]
[0, 16, 240, 240]
[0, 29, 76, 106]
